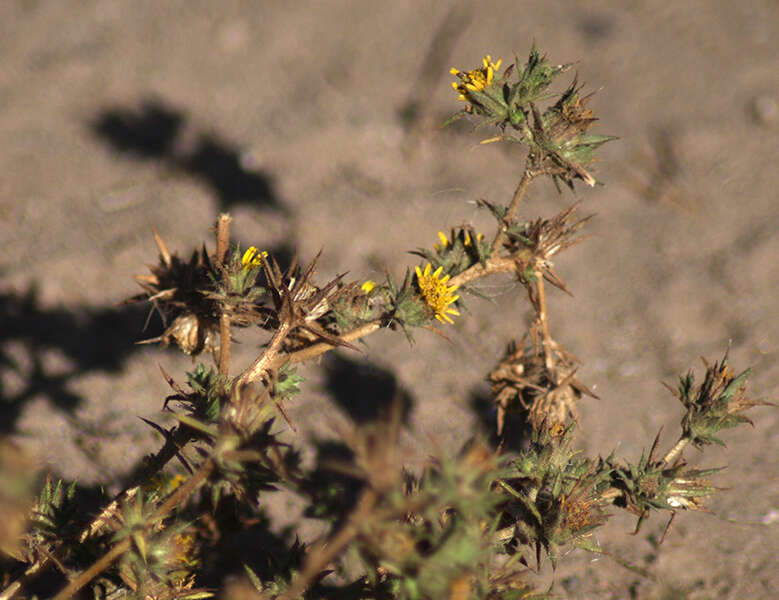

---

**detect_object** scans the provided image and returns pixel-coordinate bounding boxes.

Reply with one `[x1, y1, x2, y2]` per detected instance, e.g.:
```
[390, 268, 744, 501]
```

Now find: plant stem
[535, 271, 555, 371]
[490, 168, 535, 255]
[238, 319, 293, 386]
[216, 214, 233, 378]
[215, 213, 232, 265]
[258, 255, 519, 374]
[268, 321, 382, 372]
[51, 459, 217, 600]
[0, 423, 194, 600]
[662, 436, 690, 466]
[448, 256, 517, 288]
[219, 313, 231, 377]
[278, 489, 378, 600]
[51, 539, 131, 600]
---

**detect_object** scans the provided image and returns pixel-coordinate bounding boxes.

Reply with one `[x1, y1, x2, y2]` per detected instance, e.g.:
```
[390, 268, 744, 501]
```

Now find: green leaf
[171, 413, 219, 438]
[722, 368, 751, 402]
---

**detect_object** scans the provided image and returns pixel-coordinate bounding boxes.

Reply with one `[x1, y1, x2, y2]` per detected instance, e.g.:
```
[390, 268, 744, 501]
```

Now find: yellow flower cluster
[450, 55, 502, 101]
[415, 263, 460, 325]
[241, 246, 268, 270]
[434, 230, 484, 252]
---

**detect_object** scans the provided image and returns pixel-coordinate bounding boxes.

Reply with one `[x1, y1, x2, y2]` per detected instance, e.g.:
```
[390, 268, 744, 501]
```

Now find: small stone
[750, 95, 778, 126]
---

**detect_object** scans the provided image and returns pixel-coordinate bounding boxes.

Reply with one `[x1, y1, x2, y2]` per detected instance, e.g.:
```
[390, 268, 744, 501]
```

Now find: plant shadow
[322, 352, 413, 425]
[0, 286, 165, 434]
[469, 385, 532, 453]
[90, 98, 287, 214]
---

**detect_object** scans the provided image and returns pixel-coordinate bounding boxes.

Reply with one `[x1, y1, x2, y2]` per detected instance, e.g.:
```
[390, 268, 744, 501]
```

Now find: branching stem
[490, 168, 535, 254]
[51, 459, 217, 600]
[238, 319, 293, 386]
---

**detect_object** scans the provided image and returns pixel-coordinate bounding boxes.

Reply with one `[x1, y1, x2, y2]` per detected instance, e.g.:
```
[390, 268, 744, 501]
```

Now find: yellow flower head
[434, 231, 450, 253]
[435, 230, 484, 252]
[241, 246, 267, 270]
[172, 532, 199, 568]
[415, 263, 460, 325]
[464, 231, 484, 247]
[450, 55, 502, 101]
[361, 280, 376, 293]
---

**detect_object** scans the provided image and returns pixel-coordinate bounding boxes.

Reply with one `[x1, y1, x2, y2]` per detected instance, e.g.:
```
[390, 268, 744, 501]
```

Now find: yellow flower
[464, 231, 484, 247]
[172, 532, 199, 568]
[361, 280, 376, 293]
[415, 263, 460, 325]
[241, 246, 267, 270]
[450, 55, 502, 101]
[435, 230, 484, 251]
[434, 231, 450, 252]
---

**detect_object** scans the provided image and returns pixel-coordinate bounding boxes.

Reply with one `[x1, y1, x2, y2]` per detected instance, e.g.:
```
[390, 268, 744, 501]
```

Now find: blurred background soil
[1, 1, 777, 597]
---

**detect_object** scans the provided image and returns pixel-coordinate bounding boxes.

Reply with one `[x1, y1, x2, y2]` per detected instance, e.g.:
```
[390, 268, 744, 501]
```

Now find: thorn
[152, 226, 172, 267]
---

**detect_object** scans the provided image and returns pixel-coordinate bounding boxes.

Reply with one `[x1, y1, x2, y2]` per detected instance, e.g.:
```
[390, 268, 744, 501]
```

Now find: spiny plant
[1, 45, 772, 600]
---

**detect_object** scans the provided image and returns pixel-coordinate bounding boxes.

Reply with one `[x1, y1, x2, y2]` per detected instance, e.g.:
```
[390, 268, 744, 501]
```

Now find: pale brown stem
[216, 214, 233, 378]
[535, 271, 555, 371]
[238, 319, 293, 386]
[218, 313, 231, 377]
[51, 459, 217, 600]
[266, 321, 382, 372]
[262, 257, 518, 374]
[662, 436, 690, 466]
[448, 256, 517, 288]
[490, 168, 535, 254]
[215, 213, 232, 265]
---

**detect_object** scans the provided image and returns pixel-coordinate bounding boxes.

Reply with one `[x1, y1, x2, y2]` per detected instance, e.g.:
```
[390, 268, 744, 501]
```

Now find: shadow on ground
[90, 98, 286, 214]
[322, 352, 413, 425]
[0, 286, 164, 433]
[470, 385, 534, 454]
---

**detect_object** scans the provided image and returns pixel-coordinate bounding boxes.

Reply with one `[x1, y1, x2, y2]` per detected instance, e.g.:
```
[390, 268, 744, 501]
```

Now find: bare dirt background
[1, 1, 777, 598]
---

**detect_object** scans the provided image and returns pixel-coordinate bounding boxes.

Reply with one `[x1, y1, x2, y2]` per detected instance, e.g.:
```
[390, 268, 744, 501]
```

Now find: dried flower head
[415, 263, 460, 324]
[530, 80, 617, 189]
[128, 230, 221, 356]
[671, 352, 767, 449]
[489, 337, 596, 434]
[503, 203, 592, 294]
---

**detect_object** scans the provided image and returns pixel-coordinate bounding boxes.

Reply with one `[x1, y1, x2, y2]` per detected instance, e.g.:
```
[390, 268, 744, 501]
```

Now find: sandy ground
[1, 1, 777, 597]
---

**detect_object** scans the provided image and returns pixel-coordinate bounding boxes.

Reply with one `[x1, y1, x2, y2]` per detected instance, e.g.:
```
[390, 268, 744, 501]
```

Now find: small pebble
[750, 95, 778, 126]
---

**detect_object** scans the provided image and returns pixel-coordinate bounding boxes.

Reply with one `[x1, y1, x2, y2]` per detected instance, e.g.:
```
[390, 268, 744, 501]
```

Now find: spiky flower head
[446, 46, 615, 192]
[227, 245, 270, 298]
[434, 229, 484, 253]
[129, 231, 221, 356]
[415, 263, 460, 325]
[451, 55, 502, 97]
[673, 353, 766, 449]
[411, 228, 489, 286]
[450, 55, 508, 119]
[531, 81, 617, 189]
